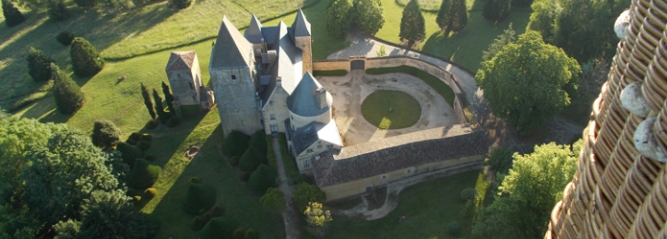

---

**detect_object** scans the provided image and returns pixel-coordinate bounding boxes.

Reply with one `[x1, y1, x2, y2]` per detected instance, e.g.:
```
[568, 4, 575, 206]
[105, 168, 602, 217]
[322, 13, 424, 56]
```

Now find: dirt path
[272, 136, 301, 239]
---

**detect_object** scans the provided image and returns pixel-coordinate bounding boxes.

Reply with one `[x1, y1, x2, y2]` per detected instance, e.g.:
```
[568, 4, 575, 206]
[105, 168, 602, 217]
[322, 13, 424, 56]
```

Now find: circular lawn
[361, 90, 421, 129]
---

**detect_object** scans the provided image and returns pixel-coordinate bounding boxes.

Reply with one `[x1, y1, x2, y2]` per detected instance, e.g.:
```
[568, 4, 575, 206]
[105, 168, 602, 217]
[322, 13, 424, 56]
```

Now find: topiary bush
[2, 0, 25, 27]
[239, 172, 251, 182]
[47, 0, 69, 21]
[191, 216, 205, 231]
[222, 131, 250, 157]
[143, 188, 157, 199]
[145, 119, 159, 130]
[201, 212, 212, 222]
[447, 221, 461, 236]
[171, 0, 191, 9]
[248, 165, 277, 195]
[210, 205, 225, 217]
[166, 116, 180, 128]
[238, 147, 266, 172]
[183, 182, 216, 214]
[27, 47, 54, 82]
[55, 31, 74, 46]
[140, 133, 152, 141]
[128, 132, 141, 142]
[233, 227, 247, 239]
[244, 229, 259, 239]
[137, 140, 151, 151]
[70, 37, 104, 77]
[133, 196, 142, 204]
[116, 142, 143, 169]
[189, 177, 202, 184]
[460, 188, 477, 201]
[91, 119, 121, 150]
[230, 156, 240, 167]
[248, 130, 268, 154]
[51, 63, 84, 115]
[200, 217, 239, 239]
[127, 159, 161, 189]
[144, 154, 156, 162]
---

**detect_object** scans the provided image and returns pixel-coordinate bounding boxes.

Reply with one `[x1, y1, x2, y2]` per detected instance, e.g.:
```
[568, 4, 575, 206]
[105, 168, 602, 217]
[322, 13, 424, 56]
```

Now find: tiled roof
[211, 16, 253, 68]
[166, 51, 196, 71]
[312, 125, 488, 187]
[287, 72, 331, 117]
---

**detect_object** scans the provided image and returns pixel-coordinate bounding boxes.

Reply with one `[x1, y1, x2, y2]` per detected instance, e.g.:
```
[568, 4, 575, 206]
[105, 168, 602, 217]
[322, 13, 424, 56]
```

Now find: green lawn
[366, 65, 456, 107]
[310, 171, 487, 239]
[361, 90, 421, 129]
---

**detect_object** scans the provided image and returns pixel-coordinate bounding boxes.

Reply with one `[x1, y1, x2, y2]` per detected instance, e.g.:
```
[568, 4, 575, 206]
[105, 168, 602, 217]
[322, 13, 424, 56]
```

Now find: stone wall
[312, 60, 350, 72]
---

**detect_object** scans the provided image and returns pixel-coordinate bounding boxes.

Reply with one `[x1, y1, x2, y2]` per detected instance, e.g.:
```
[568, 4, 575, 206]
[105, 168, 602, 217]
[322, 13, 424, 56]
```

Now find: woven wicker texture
[546, 0, 667, 238]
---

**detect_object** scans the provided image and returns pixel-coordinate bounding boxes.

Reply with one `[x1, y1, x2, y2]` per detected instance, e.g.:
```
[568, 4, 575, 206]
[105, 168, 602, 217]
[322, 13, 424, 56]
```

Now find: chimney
[315, 87, 327, 109]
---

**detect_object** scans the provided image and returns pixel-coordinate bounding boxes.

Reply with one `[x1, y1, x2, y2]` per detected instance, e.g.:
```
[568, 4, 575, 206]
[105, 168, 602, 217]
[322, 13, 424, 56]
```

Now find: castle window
[304, 160, 309, 167]
[307, 149, 313, 153]
[327, 145, 332, 149]
[232, 75, 236, 80]
[270, 114, 275, 120]
[188, 82, 193, 89]
[382, 175, 387, 180]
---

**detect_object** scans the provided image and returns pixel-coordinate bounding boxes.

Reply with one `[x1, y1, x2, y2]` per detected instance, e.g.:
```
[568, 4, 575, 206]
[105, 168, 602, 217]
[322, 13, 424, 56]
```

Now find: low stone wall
[314, 56, 467, 124]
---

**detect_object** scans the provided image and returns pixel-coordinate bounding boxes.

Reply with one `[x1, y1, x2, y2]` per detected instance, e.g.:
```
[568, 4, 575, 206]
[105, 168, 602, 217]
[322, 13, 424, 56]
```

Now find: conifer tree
[141, 83, 156, 120]
[483, 0, 511, 23]
[436, 0, 467, 35]
[27, 47, 54, 82]
[70, 37, 104, 77]
[326, 0, 352, 38]
[51, 63, 85, 115]
[161, 82, 175, 116]
[399, 0, 425, 47]
[353, 0, 384, 35]
[152, 89, 167, 123]
[2, 0, 25, 27]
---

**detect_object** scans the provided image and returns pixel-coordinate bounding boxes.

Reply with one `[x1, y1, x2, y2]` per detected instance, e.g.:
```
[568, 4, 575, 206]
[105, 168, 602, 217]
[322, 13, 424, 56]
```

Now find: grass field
[366, 65, 456, 107]
[361, 90, 421, 129]
[308, 171, 488, 239]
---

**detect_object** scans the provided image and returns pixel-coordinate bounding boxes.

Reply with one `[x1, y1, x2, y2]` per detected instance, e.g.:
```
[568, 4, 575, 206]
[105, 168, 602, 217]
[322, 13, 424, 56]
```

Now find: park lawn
[361, 90, 421, 129]
[311, 171, 486, 239]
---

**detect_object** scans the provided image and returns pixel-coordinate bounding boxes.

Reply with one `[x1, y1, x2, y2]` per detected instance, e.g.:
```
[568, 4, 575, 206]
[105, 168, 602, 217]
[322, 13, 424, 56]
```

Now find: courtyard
[318, 70, 459, 146]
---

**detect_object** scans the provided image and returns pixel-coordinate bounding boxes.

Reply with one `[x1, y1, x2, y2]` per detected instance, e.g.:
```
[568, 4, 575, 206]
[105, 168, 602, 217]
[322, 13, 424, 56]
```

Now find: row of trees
[326, 0, 385, 37]
[140, 82, 178, 128]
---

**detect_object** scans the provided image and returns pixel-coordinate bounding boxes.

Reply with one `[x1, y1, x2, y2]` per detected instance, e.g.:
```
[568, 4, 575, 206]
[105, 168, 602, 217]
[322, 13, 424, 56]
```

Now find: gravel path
[272, 136, 301, 239]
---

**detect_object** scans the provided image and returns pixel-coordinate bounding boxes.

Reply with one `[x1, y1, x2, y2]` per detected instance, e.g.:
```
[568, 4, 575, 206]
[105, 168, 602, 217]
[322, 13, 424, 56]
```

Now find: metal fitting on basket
[621, 82, 650, 118]
[633, 117, 667, 162]
[614, 9, 631, 39]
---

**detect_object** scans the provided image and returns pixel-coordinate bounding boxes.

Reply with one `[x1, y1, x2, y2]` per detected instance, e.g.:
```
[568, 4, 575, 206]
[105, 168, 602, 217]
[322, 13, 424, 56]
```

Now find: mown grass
[306, 171, 486, 239]
[366, 65, 455, 107]
[361, 90, 421, 129]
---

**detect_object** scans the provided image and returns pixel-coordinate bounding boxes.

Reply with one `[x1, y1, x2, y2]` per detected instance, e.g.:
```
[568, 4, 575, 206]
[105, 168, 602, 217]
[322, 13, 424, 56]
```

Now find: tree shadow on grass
[144, 124, 286, 238]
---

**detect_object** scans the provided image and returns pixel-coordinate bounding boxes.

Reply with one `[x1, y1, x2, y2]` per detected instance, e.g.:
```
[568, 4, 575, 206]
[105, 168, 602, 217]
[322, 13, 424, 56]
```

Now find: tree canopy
[481, 23, 516, 62]
[436, 0, 467, 35]
[353, 0, 384, 35]
[304, 202, 332, 237]
[91, 119, 121, 150]
[52, 63, 85, 115]
[293, 182, 326, 212]
[259, 187, 286, 213]
[475, 31, 581, 134]
[326, 0, 352, 37]
[483, 0, 511, 23]
[472, 142, 578, 238]
[27, 47, 53, 82]
[70, 37, 104, 77]
[399, 0, 425, 47]
[2, 0, 25, 27]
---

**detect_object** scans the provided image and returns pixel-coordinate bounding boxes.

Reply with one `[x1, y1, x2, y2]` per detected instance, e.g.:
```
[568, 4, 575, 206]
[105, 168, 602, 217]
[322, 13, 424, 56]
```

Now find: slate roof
[285, 120, 342, 155]
[211, 16, 253, 68]
[166, 51, 196, 71]
[286, 72, 331, 117]
[312, 125, 488, 187]
[245, 14, 263, 44]
[290, 9, 311, 39]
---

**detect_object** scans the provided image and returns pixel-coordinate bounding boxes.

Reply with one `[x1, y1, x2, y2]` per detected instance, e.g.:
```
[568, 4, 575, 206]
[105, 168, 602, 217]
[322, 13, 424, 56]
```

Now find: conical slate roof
[291, 9, 311, 37]
[211, 16, 253, 68]
[244, 14, 263, 44]
[166, 51, 196, 71]
[287, 72, 332, 117]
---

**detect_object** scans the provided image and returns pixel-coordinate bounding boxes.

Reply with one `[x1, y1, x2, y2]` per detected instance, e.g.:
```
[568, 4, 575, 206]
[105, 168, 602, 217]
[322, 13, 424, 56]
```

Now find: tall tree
[70, 37, 104, 77]
[527, 0, 559, 42]
[326, 0, 352, 38]
[352, 0, 384, 35]
[2, 0, 25, 27]
[436, 0, 467, 35]
[26, 47, 53, 82]
[141, 83, 156, 120]
[152, 89, 167, 123]
[91, 119, 121, 150]
[472, 142, 578, 238]
[475, 31, 581, 134]
[481, 23, 516, 61]
[483, 0, 511, 23]
[52, 63, 85, 115]
[161, 82, 175, 116]
[399, 0, 425, 47]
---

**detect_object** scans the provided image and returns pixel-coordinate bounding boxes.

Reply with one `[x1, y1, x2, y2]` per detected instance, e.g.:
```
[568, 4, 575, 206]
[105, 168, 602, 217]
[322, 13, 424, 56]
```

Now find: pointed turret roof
[287, 72, 332, 117]
[211, 16, 253, 68]
[166, 51, 196, 71]
[291, 9, 311, 37]
[245, 14, 264, 44]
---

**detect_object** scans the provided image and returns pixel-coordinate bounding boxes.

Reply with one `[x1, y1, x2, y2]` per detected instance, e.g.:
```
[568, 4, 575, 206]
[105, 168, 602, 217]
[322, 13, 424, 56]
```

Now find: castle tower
[165, 51, 202, 107]
[209, 16, 263, 137]
[546, 1, 667, 238]
[291, 9, 312, 75]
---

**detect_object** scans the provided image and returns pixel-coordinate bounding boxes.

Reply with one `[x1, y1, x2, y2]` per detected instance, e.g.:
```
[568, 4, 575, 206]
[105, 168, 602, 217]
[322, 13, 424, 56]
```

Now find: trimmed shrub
[191, 216, 205, 231]
[183, 182, 216, 214]
[460, 188, 477, 201]
[145, 119, 159, 129]
[91, 119, 121, 149]
[2, 0, 25, 27]
[248, 165, 277, 195]
[47, 0, 69, 21]
[233, 227, 247, 239]
[200, 217, 239, 239]
[210, 205, 225, 217]
[447, 221, 461, 236]
[238, 147, 266, 172]
[144, 154, 156, 162]
[129, 132, 142, 142]
[140, 133, 152, 141]
[70, 37, 104, 77]
[202, 212, 212, 222]
[116, 142, 143, 169]
[137, 140, 151, 151]
[222, 131, 250, 157]
[133, 196, 142, 204]
[166, 116, 180, 128]
[293, 182, 327, 212]
[56, 31, 74, 46]
[143, 188, 157, 199]
[51, 63, 84, 114]
[244, 229, 259, 239]
[230, 156, 240, 166]
[189, 177, 202, 184]
[239, 172, 251, 182]
[127, 159, 161, 189]
[248, 130, 268, 154]
[171, 0, 191, 9]
[27, 47, 53, 82]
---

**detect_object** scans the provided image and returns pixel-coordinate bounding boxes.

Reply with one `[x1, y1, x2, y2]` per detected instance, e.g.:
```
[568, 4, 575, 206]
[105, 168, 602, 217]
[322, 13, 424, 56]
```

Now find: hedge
[183, 182, 216, 214]
[127, 159, 161, 189]
[238, 147, 266, 172]
[248, 165, 277, 195]
[222, 131, 250, 157]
